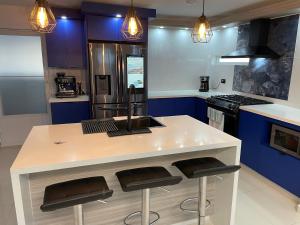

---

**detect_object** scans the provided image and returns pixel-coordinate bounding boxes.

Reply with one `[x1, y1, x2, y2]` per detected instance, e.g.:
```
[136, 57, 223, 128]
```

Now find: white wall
[148, 22, 300, 109]
[148, 27, 238, 92]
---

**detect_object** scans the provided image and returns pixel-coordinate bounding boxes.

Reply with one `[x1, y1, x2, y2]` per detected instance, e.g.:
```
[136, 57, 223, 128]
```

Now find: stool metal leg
[199, 177, 207, 225]
[142, 189, 150, 225]
[74, 204, 84, 225]
[124, 188, 160, 225]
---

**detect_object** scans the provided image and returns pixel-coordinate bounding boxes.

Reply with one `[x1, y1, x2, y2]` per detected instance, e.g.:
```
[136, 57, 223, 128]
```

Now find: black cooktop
[214, 95, 272, 106]
[207, 95, 273, 113]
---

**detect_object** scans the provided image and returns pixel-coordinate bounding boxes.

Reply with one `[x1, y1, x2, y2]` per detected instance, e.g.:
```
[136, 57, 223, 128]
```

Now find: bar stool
[40, 176, 113, 225]
[172, 157, 240, 225]
[116, 166, 182, 225]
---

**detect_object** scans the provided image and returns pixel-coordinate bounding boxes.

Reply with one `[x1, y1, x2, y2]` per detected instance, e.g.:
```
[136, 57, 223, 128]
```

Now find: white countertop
[148, 90, 228, 99]
[149, 90, 300, 127]
[241, 104, 300, 127]
[11, 115, 240, 175]
[48, 95, 89, 103]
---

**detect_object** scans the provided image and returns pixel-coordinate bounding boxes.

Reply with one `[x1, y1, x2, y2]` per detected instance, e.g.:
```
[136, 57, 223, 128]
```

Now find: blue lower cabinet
[238, 110, 300, 197]
[51, 102, 91, 124]
[147, 97, 208, 123]
[195, 98, 209, 123]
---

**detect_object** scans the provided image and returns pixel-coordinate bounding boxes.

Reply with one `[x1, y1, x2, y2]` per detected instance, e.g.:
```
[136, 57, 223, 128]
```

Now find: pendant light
[121, 0, 144, 40]
[191, 0, 213, 43]
[29, 0, 56, 33]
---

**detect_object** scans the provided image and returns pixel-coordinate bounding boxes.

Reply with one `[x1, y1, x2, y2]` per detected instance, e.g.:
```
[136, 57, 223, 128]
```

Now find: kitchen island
[11, 115, 241, 225]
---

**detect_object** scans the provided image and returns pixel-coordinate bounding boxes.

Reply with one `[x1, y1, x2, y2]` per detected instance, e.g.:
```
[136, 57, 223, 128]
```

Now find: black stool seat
[116, 167, 182, 192]
[172, 157, 241, 178]
[40, 176, 113, 212]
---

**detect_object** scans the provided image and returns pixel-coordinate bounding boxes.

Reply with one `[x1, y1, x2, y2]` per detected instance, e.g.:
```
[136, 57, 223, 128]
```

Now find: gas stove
[206, 95, 273, 113]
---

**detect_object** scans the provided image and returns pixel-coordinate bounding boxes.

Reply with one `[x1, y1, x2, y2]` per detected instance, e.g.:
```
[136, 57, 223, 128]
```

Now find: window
[0, 35, 47, 115]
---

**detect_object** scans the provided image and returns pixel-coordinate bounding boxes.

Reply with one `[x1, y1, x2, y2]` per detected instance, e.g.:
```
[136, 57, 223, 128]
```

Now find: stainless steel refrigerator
[88, 42, 148, 119]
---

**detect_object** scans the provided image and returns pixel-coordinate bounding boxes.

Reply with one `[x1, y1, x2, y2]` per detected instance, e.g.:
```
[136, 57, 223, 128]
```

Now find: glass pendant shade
[191, 15, 213, 43]
[29, 0, 56, 33]
[121, 2, 143, 40]
[191, 0, 213, 43]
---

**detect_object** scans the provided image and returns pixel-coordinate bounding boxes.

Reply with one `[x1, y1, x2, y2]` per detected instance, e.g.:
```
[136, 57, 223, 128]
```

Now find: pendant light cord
[202, 0, 205, 16]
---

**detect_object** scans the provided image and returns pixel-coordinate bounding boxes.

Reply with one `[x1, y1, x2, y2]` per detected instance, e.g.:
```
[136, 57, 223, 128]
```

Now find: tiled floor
[0, 146, 299, 225]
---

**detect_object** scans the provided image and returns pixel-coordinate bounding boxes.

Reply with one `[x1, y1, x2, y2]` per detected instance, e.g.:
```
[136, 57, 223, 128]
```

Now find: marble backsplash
[233, 15, 299, 100]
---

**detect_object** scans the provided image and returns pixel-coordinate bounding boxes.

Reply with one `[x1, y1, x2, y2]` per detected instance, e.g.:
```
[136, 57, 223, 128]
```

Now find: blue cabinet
[51, 101, 91, 124]
[86, 15, 119, 41]
[195, 98, 209, 123]
[147, 97, 208, 123]
[86, 15, 148, 43]
[238, 110, 300, 197]
[46, 19, 86, 68]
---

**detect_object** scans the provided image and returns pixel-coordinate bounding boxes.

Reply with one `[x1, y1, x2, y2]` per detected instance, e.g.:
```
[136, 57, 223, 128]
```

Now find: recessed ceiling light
[61, 15, 67, 20]
[184, 27, 189, 30]
[116, 14, 122, 18]
[159, 26, 165, 29]
[222, 25, 227, 28]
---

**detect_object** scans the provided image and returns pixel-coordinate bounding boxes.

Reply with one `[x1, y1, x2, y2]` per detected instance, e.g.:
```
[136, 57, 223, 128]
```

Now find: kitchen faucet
[127, 84, 136, 131]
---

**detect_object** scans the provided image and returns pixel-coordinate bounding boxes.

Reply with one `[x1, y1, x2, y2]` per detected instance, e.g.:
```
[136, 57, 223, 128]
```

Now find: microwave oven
[270, 124, 300, 159]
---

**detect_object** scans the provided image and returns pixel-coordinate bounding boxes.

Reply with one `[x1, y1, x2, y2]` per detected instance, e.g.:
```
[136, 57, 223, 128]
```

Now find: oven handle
[223, 112, 238, 118]
[207, 106, 238, 118]
[96, 106, 127, 111]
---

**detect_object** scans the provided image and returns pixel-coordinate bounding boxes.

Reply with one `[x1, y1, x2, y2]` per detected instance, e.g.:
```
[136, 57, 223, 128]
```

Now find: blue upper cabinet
[82, 2, 155, 43]
[46, 19, 86, 68]
[86, 15, 120, 42]
[86, 15, 148, 43]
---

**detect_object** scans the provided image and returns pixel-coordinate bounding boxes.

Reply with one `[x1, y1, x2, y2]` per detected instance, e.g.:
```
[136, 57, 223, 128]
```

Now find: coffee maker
[55, 73, 77, 98]
[199, 76, 210, 92]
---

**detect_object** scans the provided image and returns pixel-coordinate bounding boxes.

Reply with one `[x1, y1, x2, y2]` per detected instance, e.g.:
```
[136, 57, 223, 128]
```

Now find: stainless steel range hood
[221, 19, 280, 59]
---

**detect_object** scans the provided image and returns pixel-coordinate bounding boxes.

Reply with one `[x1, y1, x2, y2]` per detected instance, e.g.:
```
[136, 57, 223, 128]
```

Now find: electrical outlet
[221, 79, 226, 84]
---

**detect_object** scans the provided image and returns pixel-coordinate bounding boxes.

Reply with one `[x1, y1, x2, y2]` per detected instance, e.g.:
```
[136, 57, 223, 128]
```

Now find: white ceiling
[0, 0, 268, 17]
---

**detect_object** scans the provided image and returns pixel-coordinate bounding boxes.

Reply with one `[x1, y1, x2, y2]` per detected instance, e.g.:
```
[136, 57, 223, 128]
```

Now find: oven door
[207, 104, 239, 137]
[223, 112, 239, 137]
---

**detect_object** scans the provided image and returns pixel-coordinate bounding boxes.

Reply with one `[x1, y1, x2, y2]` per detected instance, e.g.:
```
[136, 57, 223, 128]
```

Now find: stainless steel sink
[113, 116, 165, 130]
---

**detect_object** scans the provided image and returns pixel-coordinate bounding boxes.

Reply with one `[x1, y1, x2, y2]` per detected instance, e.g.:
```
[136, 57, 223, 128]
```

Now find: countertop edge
[148, 90, 227, 100]
[10, 141, 241, 175]
[49, 95, 90, 103]
[148, 94, 207, 99]
[240, 105, 300, 127]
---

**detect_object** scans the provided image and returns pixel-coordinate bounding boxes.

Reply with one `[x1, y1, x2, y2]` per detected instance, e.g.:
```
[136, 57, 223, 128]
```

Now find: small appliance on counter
[55, 73, 77, 98]
[199, 76, 210, 92]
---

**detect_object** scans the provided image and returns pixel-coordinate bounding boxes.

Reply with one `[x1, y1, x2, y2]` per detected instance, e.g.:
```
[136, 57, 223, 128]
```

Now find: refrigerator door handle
[119, 45, 125, 102]
[96, 106, 127, 110]
[89, 43, 96, 104]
